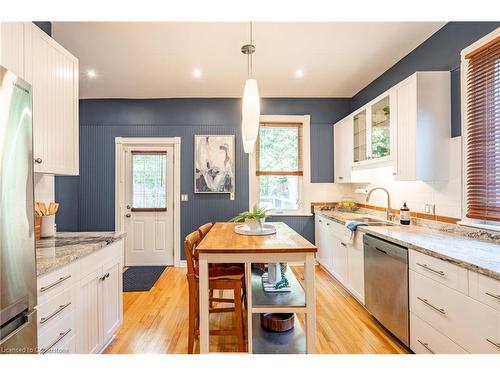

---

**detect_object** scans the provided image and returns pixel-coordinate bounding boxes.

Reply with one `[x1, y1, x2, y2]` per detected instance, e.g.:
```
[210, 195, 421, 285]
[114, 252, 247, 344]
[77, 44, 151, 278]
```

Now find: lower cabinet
[315, 214, 364, 304]
[37, 240, 123, 354]
[409, 250, 500, 354]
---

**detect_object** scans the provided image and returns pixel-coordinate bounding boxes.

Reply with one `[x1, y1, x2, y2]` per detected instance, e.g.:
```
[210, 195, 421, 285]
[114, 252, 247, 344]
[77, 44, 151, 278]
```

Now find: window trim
[249, 115, 312, 216]
[460, 27, 500, 231]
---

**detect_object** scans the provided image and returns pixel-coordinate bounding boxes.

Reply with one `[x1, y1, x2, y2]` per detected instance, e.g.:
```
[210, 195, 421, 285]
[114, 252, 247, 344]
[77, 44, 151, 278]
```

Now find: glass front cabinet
[352, 91, 394, 166]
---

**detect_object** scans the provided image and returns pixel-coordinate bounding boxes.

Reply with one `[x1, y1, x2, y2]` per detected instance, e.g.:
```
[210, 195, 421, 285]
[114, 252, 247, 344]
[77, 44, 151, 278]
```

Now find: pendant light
[241, 22, 260, 154]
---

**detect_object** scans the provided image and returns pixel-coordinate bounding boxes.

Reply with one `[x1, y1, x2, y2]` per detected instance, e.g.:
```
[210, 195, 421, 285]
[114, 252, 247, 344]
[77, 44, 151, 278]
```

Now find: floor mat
[123, 266, 167, 292]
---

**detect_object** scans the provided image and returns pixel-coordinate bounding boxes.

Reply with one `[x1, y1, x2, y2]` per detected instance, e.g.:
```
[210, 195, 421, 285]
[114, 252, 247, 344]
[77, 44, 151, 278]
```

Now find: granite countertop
[36, 232, 126, 276]
[315, 209, 500, 281]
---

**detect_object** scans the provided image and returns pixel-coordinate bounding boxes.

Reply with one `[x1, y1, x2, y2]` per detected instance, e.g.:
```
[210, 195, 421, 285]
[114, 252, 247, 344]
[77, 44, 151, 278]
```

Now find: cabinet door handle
[34, 158, 43, 164]
[326, 223, 330, 226]
[319, 219, 322, 223]
[40, 329, 72, 354]
[40, 302, 71, 325]
[100, 272, 110, 281]
[417, 339, 435, 354]
[340, 242, 347, 247]
[417, 297, 446, 315]
[485, 291, 500, 301]
[40, 275, 71, 293]
[338, 176, 343, 180]
[416, 262, 445, 276]
[486, 338, 500, 350]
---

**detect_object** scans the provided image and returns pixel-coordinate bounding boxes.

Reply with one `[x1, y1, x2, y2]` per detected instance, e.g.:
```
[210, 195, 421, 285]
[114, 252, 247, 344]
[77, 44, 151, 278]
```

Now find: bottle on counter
[400, 202, 411, 225]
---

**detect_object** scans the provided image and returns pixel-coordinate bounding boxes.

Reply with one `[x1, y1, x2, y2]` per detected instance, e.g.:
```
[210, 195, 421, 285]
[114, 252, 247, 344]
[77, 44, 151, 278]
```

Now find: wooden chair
[184, 230, 245, 353]
[197, 223, 246, 308]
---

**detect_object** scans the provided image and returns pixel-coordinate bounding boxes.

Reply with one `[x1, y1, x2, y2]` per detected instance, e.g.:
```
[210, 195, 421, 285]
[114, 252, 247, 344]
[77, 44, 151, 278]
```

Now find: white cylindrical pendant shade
[241, 78, 260, 153]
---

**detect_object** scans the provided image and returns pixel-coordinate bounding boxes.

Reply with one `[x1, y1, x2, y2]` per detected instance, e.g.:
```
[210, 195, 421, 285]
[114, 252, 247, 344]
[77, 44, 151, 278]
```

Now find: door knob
[126, 205, 131, 209]
[125, 213, 131, 218]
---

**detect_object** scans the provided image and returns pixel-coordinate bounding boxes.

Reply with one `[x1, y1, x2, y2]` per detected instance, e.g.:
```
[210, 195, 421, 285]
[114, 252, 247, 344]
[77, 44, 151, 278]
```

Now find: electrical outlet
[181, 194, 189, 202]
[424, 204, 435, 215]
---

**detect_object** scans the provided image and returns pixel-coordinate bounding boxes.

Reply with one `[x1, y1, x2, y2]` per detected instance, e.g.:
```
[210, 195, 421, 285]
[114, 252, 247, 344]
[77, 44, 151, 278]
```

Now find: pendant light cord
[248, 22, 253, 78]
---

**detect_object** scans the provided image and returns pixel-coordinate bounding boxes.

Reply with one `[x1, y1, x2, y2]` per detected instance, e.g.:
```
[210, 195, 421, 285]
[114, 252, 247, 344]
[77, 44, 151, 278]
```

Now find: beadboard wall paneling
[55, 98, 350, 258]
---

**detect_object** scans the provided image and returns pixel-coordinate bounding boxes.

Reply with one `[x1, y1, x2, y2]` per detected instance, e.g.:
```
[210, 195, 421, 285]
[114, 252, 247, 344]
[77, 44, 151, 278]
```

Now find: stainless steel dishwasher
[363, 234, 409, 346]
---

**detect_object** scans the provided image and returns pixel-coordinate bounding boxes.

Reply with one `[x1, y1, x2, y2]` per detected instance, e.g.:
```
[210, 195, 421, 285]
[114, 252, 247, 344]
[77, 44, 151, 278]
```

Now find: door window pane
[259, 175, 299, 210]
[353, 110, 367, 162]
[371, 96, 390, 159]
[132, 153, 167, 210]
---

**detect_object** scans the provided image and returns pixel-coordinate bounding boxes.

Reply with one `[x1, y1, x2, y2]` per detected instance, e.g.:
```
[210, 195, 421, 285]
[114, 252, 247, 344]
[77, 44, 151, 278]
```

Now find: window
[462, 33, 500, 225]
[131, 151, 167, 211]
[255, 122, 303, 211]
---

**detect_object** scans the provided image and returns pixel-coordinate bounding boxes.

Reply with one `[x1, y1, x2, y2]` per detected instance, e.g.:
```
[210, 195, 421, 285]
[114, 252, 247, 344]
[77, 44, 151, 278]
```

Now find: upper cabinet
[394, 72, 450, 181]
[370, 95, 391, 160]
[0, 22, 79, 176]
[0, 22, 25, 78]
[334, 115, 353, 183]
[24, 23, 79, 175]
[353, 109, 367, 163]
[333, 71, 450, 183]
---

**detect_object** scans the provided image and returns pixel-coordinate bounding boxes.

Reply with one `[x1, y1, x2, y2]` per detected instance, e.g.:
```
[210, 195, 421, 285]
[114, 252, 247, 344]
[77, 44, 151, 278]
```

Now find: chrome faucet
[366, 187, 393, 221]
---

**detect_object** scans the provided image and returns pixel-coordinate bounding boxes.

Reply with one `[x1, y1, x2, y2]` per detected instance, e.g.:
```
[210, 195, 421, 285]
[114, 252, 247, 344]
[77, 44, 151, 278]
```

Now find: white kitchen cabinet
[333, 116, 353, 183]
[409, 249, 500, 354]
[346, 232, 364, 303]
[315, 215, 365, 304]
[101, 257, 123, 344]
[37, 240, 123, 354]
[75, 240, 123, 353]
[0, 22, 25, 78]
[76, 267, 102, 354]
[394, 72, 450, 181]
[315, 215, 333, 272]
[332, 71, 450, 182]
[330, 235, 348, 285]
[24, 22, 79, 175]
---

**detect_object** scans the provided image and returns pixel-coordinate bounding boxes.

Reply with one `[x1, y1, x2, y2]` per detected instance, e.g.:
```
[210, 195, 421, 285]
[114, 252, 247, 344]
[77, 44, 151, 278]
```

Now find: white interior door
[124, 146, 174, 266]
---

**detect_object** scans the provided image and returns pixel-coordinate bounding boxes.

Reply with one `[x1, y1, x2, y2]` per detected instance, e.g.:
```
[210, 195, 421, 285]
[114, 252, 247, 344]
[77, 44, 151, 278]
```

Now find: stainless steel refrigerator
[0, 65, 37, 354]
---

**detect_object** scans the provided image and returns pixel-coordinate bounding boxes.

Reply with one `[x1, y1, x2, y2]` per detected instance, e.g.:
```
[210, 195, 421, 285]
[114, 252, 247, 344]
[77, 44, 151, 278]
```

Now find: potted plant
[229, 204, 268, 231]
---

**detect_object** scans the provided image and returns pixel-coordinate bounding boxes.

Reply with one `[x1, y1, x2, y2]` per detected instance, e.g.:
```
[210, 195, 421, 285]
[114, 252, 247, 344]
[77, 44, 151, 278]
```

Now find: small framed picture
[194, 135, 235, 194]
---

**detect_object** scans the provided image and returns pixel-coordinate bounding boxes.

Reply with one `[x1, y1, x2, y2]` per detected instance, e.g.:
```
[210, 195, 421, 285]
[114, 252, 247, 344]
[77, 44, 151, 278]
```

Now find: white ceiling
[52, 22, 446, 99]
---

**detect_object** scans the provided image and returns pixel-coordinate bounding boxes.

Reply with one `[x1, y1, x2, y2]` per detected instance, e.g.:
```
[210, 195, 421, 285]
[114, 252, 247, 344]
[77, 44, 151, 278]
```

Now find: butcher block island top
[196, 222, 317, 254]
[196, 221, 317, 354]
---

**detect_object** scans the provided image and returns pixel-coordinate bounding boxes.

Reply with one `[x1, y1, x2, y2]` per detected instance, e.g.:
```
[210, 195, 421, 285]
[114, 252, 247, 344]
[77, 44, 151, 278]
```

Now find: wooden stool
[185, 230, 245, 353]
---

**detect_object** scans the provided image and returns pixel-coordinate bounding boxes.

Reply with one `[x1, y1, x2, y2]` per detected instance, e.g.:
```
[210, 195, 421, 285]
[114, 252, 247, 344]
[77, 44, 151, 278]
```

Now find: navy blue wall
[33, 21, 52, 36]
[55, 98, 350, 256]
[351, 22, 500, 137]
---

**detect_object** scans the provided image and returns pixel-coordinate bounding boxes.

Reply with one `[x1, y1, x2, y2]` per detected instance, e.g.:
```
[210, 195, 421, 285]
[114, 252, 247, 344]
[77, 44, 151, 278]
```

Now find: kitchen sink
[343, 216, 398, 226]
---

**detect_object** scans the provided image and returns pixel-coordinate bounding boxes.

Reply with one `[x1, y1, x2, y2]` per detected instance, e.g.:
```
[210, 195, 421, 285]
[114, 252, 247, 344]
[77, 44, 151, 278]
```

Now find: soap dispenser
[400, 202, 410, 225]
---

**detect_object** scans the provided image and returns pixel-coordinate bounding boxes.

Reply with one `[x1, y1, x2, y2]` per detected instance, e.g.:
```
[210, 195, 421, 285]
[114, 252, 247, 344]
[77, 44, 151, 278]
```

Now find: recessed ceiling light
[295, 69, 304, 78]
[87, 69, 97, 79]
[193, 68, 202, 78]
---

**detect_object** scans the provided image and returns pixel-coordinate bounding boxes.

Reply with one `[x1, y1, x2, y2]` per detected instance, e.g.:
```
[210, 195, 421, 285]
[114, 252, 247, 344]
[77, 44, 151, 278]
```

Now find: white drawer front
[38, 311, 74, 354]
[409, 250, 468, 293]
[410, 313, 467, 354]
[37, 288, 74, 332]
[469, 271, 500, 312]
[37, 264, 75, 304]
[410, 270, 500, 354]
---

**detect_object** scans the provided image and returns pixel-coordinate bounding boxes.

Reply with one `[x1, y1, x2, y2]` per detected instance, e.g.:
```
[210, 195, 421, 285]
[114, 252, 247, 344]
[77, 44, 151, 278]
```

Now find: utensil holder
[41, 215, 56, 238]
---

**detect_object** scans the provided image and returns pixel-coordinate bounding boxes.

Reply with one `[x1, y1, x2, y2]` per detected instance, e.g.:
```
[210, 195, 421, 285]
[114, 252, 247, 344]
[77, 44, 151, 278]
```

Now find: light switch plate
[230, 192, 235, 200]
[424, 203, 435, 215]
[181, 194, 189, 202]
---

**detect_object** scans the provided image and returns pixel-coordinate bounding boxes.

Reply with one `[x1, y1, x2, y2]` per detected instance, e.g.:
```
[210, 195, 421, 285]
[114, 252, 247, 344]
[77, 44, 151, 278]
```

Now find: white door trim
[115, 137, 183, 267]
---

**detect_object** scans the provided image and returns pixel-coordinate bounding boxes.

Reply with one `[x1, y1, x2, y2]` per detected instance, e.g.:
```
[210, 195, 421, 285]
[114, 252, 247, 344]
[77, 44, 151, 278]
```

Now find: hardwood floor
[104, 265, 408, 354]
